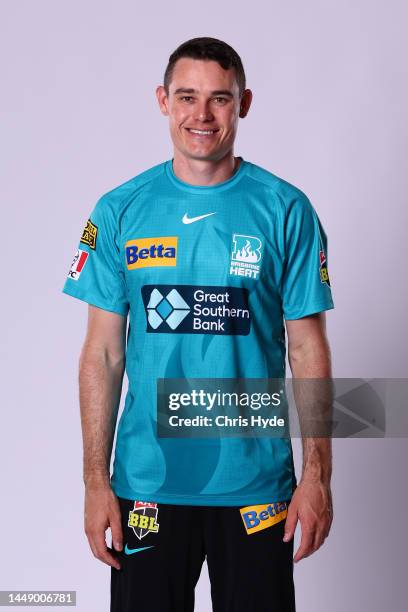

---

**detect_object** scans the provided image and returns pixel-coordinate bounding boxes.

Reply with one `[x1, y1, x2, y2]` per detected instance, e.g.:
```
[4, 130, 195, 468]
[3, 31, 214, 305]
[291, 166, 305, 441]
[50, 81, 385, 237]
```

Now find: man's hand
[283, 479, 333, 562]
[84, 484, 123, 570]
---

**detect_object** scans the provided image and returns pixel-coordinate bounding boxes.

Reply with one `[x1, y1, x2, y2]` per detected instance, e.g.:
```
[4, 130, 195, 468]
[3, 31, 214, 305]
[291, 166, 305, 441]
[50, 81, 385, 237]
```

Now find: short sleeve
[281, 194, 334, 320]
[62, 196, 129, 316]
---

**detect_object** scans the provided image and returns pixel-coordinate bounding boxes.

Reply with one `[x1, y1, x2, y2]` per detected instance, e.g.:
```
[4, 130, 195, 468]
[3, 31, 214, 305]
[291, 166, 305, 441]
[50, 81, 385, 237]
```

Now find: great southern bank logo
[145, 288, 190, 330]
[141, 285, 251, 335]
[230, 234, 263, 280]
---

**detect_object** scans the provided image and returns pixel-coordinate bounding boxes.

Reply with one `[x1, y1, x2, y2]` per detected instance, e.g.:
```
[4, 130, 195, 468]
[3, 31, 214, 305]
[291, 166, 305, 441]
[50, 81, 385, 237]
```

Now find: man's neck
[172, 152, 240, 186]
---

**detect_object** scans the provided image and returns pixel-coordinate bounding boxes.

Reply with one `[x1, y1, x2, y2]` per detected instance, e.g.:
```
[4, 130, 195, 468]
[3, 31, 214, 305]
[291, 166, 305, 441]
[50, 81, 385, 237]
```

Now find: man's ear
[239, 89, 253, 118]
[156, 85, 169, 116]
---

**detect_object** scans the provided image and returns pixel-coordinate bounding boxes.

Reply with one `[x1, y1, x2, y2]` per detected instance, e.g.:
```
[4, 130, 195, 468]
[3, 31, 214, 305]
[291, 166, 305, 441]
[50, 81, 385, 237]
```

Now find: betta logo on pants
[128, 501, 160, 540]
[240, 502, 288, 535]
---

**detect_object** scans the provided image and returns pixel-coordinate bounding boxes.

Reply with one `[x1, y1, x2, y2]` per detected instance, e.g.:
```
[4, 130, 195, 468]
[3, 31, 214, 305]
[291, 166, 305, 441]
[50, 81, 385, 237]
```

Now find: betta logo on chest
[125, 236, 178, 269]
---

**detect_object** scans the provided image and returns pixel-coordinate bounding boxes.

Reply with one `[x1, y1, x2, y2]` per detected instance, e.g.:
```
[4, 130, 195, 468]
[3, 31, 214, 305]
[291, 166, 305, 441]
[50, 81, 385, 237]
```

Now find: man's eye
[180, 96, 193, 102]
[214, 97, 227, 104]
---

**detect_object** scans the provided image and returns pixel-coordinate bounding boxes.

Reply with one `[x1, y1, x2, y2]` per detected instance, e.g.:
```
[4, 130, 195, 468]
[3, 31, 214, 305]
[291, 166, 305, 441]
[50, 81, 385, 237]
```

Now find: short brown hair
[164, 37, 246, 96]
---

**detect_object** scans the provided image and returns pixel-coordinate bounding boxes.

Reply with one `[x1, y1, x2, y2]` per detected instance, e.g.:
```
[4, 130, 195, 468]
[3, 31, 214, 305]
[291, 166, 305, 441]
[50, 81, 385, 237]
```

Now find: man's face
[156, 58, 251, 162]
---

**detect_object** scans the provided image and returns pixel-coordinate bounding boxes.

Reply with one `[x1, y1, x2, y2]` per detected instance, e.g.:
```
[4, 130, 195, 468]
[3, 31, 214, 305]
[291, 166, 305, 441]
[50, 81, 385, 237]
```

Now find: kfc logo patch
[68, 249, 89, 281]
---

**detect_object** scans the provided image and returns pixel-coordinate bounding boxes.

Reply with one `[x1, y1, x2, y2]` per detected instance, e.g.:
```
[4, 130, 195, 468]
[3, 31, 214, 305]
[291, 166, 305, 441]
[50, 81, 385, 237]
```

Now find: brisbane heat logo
[230, 234, 263, 280]
[128, 501, 160, 540]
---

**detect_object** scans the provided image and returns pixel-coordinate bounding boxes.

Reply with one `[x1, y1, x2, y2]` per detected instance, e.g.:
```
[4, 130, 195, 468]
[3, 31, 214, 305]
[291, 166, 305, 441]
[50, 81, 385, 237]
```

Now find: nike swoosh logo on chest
[182, 212, 217, 224]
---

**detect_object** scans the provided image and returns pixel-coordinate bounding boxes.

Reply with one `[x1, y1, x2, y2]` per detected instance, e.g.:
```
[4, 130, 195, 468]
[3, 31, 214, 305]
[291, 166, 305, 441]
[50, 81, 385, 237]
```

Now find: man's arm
[79, 304, 127, 570]
[283, 312, 334, 562]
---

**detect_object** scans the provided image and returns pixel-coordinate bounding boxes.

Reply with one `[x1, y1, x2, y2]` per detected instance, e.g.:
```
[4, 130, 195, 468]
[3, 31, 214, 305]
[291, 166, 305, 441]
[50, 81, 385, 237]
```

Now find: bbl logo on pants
[128, 501, 160, 540]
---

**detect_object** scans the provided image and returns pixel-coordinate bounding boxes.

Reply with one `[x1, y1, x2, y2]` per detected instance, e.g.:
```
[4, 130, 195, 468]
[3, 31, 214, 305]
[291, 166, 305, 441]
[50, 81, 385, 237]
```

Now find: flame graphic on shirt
[236, 240, 258, 262]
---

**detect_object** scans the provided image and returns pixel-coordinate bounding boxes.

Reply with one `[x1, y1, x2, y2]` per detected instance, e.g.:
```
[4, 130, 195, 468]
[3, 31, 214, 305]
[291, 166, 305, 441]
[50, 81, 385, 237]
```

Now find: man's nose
[194, 101, 214, 122]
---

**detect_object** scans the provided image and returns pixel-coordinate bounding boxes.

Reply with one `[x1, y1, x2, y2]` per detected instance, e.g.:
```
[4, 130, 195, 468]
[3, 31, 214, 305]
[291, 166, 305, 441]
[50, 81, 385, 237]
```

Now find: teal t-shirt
[62, 157, 334, 505]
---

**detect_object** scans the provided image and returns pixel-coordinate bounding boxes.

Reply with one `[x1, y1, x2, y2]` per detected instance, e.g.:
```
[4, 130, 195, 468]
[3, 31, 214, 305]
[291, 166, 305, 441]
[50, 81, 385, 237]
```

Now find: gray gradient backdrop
[1, 0, 407, 610]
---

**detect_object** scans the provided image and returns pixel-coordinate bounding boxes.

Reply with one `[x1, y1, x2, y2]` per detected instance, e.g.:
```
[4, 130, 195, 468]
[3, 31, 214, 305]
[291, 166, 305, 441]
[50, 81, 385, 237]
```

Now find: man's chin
[175, 145, 225, 163]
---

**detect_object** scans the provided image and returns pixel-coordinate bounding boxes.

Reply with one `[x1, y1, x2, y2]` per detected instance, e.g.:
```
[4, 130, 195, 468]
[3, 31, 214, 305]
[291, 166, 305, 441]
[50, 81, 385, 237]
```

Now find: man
[63, 37, 334, 612]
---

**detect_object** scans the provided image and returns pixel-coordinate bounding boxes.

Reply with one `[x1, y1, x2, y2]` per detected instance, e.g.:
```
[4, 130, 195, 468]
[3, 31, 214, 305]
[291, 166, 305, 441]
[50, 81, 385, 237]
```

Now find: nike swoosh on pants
[124, 544, 154, 555]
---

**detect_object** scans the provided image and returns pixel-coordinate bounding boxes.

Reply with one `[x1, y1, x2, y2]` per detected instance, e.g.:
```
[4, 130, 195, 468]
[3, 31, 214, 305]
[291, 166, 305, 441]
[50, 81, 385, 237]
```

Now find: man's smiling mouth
[185, 128, 220, 135]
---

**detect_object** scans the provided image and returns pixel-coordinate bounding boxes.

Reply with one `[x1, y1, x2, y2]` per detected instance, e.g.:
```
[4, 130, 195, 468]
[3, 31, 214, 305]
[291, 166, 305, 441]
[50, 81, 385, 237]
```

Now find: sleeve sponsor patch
[67, 249, 89, 281]
[80, 218, 98, 250]
[319, 249, 330, 286]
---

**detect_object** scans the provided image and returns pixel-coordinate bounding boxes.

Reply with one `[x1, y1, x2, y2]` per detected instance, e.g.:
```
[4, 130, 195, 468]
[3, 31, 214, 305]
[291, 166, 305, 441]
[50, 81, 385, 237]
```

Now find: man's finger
[110, 508, 123, 552]
[312, 528, 326, 553]
[283, 507, 298, 542]
[87, 530, 121, 570]
[293, 525, 315, 562]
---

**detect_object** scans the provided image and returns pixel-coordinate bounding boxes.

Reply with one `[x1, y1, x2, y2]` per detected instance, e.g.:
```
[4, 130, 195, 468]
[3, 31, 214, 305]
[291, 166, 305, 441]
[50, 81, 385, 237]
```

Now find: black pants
[111, 497, 295, 612]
